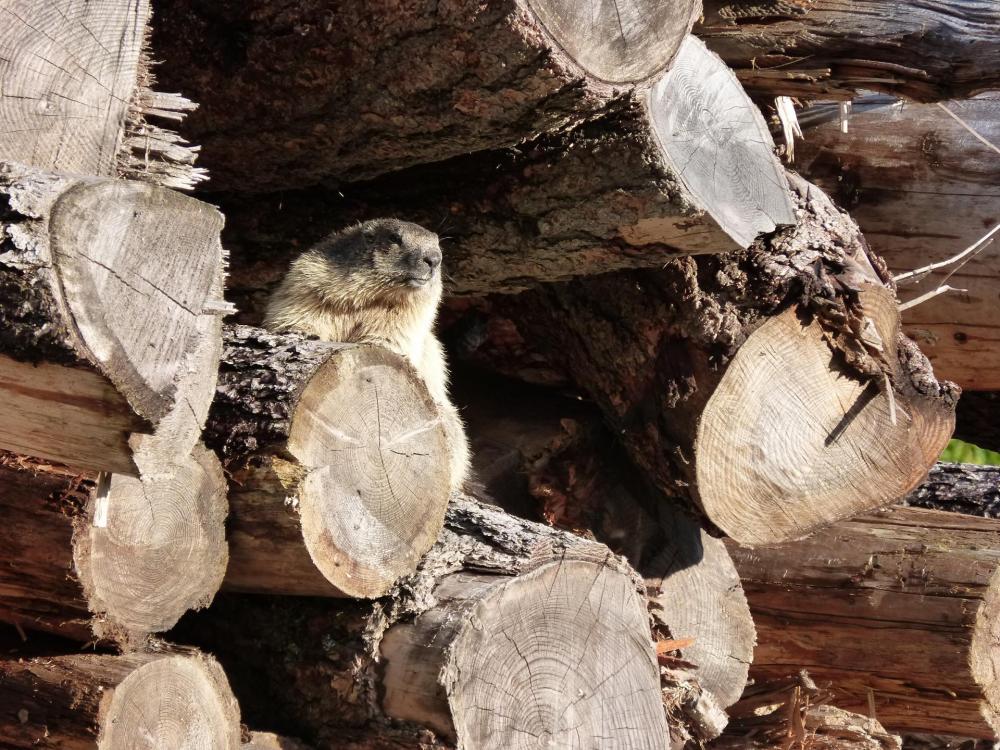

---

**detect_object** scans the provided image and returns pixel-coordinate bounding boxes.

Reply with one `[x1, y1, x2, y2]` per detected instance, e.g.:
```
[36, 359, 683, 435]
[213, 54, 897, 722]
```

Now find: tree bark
[0, 162, 227, 475]
[151, 0, 700, 192]
[0, 447, 228, 646]
[174, 497, 672, 749]
[730, 506, 1000, 738]
[476, 175, 956, 545]
[904, 462, 1000, 518]
[0, 1, 204, 188]
[793, 93, 1000, 391]
[694, 1, 1000, 102]
[205, 325, 452, 599]
[0, 646, 241, 749]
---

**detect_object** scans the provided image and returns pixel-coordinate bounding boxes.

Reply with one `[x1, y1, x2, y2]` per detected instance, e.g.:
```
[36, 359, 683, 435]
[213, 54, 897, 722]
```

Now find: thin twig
[893, 223, 1000, 284]
[937, 102, 1000, 158]
[898, 285, 967, 312]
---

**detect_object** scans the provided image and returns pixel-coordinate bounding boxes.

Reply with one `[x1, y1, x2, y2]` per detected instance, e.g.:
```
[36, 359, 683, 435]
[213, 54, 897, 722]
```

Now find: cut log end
[696, 304, 954, 545]
[382, 560, 668, 749]
[971, 566, 1000, 734]
[293, 346, 451, 597]
[646, 36, 795, 248]
[99, 653, 241, 749]
[76, 445, 228, 641]
[523, 0, 697, 83]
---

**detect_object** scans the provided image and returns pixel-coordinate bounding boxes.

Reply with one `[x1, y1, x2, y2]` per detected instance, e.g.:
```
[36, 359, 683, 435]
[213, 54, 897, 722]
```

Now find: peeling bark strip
[0, 0, 204, 188]
[730, 506, 1000, 738]
[793, 94, 1000, 391]
[205, 325, 452, 599]
[151, 0, 699, 192]
[0, 647, 241, 749]
[0, 163, 226, 474]
[695, 0, 1000, 101]
[174, 497, 670, 748]
[0, 448, 227, 647]
[495, 176, 956, 544]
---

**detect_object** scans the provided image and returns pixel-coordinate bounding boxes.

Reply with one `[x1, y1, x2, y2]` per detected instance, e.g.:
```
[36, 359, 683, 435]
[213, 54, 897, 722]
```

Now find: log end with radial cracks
[74, 444, 229, 643]
[644, 36, 796, 249]
[381, 560, 669, 749]
[695, 291, 955, 545]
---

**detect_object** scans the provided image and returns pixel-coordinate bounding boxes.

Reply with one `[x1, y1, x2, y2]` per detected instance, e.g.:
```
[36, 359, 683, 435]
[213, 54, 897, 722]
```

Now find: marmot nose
[422, 249, 442, 271]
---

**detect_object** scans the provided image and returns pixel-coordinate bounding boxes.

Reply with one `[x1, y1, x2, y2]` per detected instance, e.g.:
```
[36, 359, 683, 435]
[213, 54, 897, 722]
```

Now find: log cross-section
[0, 162, 226, 474]
[206, 325, 452, 599]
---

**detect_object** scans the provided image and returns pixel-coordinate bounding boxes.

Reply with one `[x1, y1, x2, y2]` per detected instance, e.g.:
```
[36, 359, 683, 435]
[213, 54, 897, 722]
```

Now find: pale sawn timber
[0, 447, 227, 646]
[205, 325, 452, 599]
[0, 162, 226, 475]
[0, 646, 240, 749]
[730, 506, 1000, 738]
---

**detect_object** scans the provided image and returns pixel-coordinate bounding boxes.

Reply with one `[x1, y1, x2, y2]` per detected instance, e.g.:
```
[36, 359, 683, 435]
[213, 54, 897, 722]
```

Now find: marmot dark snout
[264, 218, 470, 491]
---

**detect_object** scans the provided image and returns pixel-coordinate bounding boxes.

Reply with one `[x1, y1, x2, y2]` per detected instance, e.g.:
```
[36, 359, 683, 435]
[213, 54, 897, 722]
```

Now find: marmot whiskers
[264, 218, 470, 492]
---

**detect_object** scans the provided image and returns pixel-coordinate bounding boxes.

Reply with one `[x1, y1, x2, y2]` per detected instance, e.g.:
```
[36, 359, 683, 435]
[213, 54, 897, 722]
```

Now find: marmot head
[303, 218, 443, 306]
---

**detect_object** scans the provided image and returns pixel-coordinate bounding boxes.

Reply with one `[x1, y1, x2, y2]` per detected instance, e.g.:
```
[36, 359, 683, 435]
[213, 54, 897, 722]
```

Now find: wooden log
[460, 375, 756, 709]
[0, 1, 204, 188]
[205, 325, 452, 599]
[0, 447, 228, 646]
[482, 174, 957, 545]
[694, 1, 1000, 102]
[712, 673, 902, 750]
[244, 733, 311, 750]
[218, 36, 795, 312]
[174, 497, 673, 748]
[0, 647, 240, 749]
[793, 93, 1000, 391]
[730, 506, 1000, 738]
[151, 0, 701, 192]
[0, 162, 227, 475]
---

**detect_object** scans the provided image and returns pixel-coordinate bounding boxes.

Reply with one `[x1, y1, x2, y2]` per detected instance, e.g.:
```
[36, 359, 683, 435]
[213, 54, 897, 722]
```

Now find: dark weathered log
[0, 447, 227, 646]
[174, 497, 672, 748]
[206, 325, 452, 599]
[460, 376, 756, 709]
[217, 37, 795, 313]
[0, 1, 204, 188]
[152, 0, 701, 192]
[481, 175, 956, 544]
[694, 1, 1000, 101]
[712, 673, 901, 750]
[793, 93, 1000, 391]
[0, 646, 240, 749]
[904, 462, 1000, 518]
[731, 506, 1000, 738]
[956, 392, 1000, 452]
[0, 162, 226, 475]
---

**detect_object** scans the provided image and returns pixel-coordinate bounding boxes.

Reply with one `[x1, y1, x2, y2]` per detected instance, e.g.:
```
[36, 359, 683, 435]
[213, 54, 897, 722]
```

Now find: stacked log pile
[0, 0, 997, 748]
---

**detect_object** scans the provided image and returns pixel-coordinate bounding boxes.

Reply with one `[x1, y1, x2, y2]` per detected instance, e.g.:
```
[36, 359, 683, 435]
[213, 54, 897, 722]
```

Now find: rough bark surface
[151, 0, 699, 192]
[174, 497, 672, 748]
[731, 506, 1000, 738]
[206, 325, 452, 599]
[0, 162, 226, 474]
[794, 93, 1000, 391]
[475, 175, 956, 544]
[0, 448, 227, 647]
[0, 647, 241, 749]
[694, 1, 1000, 101]
[0, 1, 204, 188]
[904, 462, 1000, 518]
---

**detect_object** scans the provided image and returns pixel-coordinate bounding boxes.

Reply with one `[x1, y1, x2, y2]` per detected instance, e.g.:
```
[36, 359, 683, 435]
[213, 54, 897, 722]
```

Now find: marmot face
[328, 218, 442, 296]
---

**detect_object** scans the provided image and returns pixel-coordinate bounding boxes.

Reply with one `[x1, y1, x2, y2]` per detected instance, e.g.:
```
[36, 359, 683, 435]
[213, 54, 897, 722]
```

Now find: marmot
[264, 218, 470, 492]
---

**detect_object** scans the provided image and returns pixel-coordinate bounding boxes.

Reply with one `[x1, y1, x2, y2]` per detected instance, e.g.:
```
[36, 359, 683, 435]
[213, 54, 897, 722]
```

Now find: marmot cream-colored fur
[264, 218, 470, 491]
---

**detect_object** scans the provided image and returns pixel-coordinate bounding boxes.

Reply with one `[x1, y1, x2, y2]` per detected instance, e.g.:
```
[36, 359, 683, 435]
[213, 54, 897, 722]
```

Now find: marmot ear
[361, 223, 378, 241]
